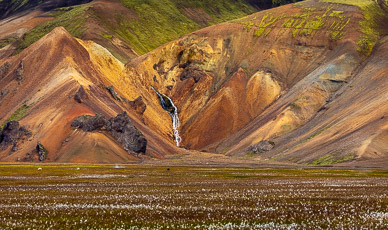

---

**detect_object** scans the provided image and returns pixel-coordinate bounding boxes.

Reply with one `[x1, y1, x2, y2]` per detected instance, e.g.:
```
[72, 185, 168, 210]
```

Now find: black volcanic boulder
[128, 96, 147, 115]
[106, 86, 121, 101]
[74, 86, 88, 103]
[71, 112, 147, 155]
[36, 141, 48, 161]
[71, 114, 106, 132]
[106, 112, 147, 154]
[0, 121, 32, 151]
[248, 140, 275, 154]
[14, 61, 24, 82]
[0, 61, 10, 78]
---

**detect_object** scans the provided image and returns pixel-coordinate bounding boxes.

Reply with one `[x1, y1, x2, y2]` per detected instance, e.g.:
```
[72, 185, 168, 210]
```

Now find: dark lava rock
[74, 86, 88, 103]
[180, 64, 206, 83]
[11, 141, 18, 153]
[14, 61, 24, 82]
[0, 89, 9, 98]
[128, 96, 146, 115]
[106, 112, 147, 154]
[0, 121, 32, 151]
[106, 85, 121, 101]
[248, 140, 275, 154]
[71, 112, 147, 154]
[0, 61, 10, 78]
[36, 141, 48, 161]
[153, 75, 159, 83]
[71, 114, 107, 132]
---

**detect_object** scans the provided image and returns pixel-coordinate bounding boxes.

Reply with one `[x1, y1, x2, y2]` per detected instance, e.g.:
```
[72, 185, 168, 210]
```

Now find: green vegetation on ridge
[321, 0, 388, 56]
[12, 0, 257, 57]
[0, 104, 30, 130]
[15, 4, 90, 54]
[242, 4, 352, 41]
[10, 0, 303, 59]
[102, 0, 256, 54]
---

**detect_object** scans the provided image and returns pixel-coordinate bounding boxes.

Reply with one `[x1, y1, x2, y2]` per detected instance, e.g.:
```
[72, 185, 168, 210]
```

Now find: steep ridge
[0, 27, 181, 163]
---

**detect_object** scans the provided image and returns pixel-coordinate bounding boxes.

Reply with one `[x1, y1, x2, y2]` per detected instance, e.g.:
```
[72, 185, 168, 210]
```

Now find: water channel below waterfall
[151, 87, 182, 147]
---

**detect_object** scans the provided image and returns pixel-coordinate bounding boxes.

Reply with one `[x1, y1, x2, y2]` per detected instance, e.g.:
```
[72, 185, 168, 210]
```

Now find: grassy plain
[0, 165, 387, 229]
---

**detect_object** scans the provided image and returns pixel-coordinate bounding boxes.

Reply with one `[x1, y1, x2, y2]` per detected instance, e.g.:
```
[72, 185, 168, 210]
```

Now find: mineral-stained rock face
[106, 112, 147, 154]
[72, 112, 147, 154]
[0, 121, 32, 151]
[179, 64, 206, 83]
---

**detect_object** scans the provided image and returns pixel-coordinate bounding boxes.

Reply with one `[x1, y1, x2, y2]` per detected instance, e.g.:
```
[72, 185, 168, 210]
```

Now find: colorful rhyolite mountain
[0, 0, 387, 167]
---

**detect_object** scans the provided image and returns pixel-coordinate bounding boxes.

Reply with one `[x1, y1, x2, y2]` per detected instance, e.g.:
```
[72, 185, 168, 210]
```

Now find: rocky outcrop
[0, 62, 10, 79]
[105, 112, 147, 154]
[36, 141, 48, 161]
[106, 86, 121, 101]
[71, 114, 106, 132]
[72, 112, 147, 154]
[14, 61, 24, 83]
[128, 96, 146, 115]
[74, 86, 88, 103]
[0, 121, 32, 152]
[247, 140, 275, 154]
[0, 89, 9, 99]
[180, 64, 206, 83]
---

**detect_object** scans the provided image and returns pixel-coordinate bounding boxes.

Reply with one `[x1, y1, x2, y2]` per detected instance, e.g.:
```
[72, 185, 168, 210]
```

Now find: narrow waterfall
[151, 87, 182, 147]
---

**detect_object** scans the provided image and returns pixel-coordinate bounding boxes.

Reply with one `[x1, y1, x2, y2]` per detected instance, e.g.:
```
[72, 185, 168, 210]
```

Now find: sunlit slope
[124, 0, 387, 166]
[0, 27, 181, 162]
[0, 0, 387, 166]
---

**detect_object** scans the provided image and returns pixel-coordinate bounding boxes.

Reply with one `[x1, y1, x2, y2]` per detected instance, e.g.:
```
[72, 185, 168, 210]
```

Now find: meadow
[0, 165, 387, 229]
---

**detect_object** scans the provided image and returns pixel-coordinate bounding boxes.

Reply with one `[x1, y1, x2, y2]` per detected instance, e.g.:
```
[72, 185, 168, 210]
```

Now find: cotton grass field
[0, 165, 387, 229]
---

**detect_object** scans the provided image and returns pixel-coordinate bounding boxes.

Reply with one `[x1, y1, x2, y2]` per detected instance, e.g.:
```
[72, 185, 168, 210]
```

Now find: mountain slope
[0, 0, 387, 167]
[122, 0, 387, 167]
[0, 27, 182, 163]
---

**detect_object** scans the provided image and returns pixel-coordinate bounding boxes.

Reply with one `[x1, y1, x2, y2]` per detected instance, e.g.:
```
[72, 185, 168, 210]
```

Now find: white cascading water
[170, 100, 182, 147]
[152, 87, 182, 147]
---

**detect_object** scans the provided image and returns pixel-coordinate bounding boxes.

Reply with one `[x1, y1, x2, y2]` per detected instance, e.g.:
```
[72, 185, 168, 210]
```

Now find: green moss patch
[0, 37, 16, 48]
[321, 0, 387, 56]
[242, 3, 352, 41]
[310, 151, 356, 165]
[1, 104, 30, 130]
[14, 4, 91, 54]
